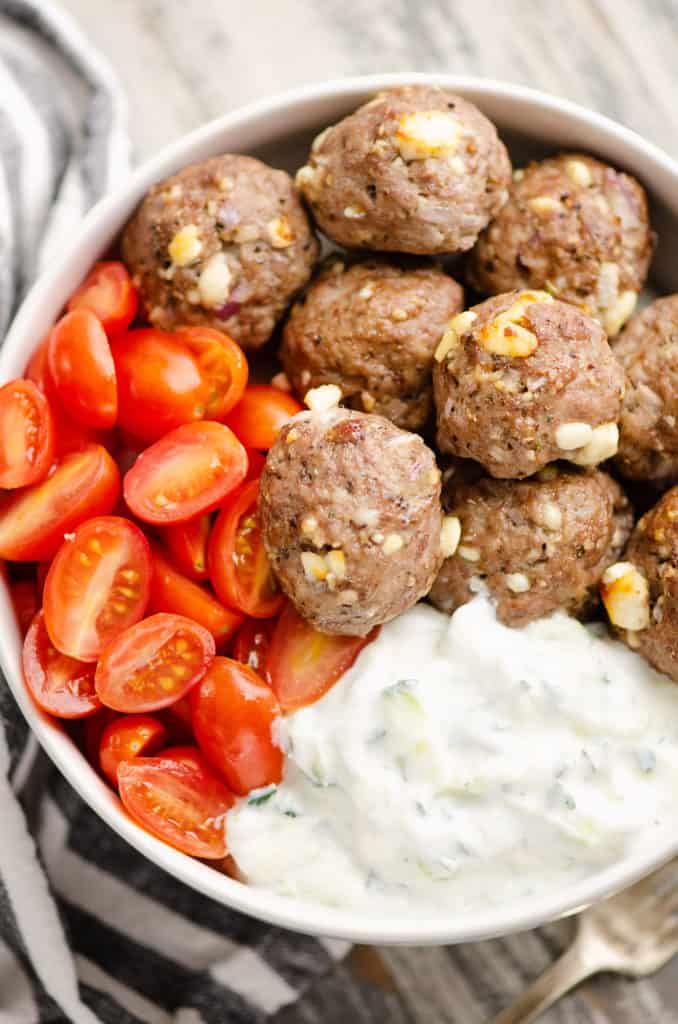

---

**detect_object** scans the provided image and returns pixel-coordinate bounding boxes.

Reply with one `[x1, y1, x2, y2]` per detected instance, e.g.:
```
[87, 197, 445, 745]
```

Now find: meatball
[468, 154, 653, 337]
[121, 154, 319, 350]
[601, 487, 678, 681]
[430, 465, 632, 627]
[295, 85, 511, 255]
[613, 296, 678, 485]
[259, 402, 443, 635]
[433, 290, 625, 478]
[280, 258, 464, 431]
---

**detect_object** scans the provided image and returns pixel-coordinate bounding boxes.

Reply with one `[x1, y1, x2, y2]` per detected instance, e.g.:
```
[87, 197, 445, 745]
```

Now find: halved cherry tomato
[113, 328, 209, 443]
[99, 713, 168, 786]
[44, 516, 152, 662]
[48, 310, 117, 428]
[124, 421, 247, 525]
[158, 696, 193, 744]
[25, 342, 107, 456]
[0, 380, 54, 488]
[150, 545, 243, 645]
[117, 752, 234, 858]
[244, 447, 266, 482]
[225, 385, 303, 451]
[174, 326, 248, 421]
[10, 579, 40, 636]
[191, 657, 283, 795]
[160, 514, 211, 580]
[156, 745, 203, 770]
[23, 610, 100, 718]
[67, 261, 138, 338]
[95, 612, 215, 713]
[232, 617, 276, 678]
[0, 445, 120, 561]
[208, 479, 283, 619]
[267, 603, 379, 712]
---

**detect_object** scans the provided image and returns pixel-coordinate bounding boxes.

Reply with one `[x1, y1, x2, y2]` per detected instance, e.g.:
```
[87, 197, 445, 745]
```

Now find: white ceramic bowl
[4, 73, 678, 946]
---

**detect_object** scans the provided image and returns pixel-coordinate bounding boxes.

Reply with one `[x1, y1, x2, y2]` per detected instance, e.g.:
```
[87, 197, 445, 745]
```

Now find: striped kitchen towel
[0, 3, 348, 1021]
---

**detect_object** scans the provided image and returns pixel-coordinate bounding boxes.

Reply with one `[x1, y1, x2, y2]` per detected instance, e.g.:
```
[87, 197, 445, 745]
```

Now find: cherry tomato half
[118, 752, 234, 858]
[150, 545, 243, 645]
[0, 445, 120, 561]
[156, 745, 203, 770]
[208, 479, 283, 619]
[226, 385, 303, 451]
[113, 328, 209, 443]
[174, 326, 248, 421]
[67, 261, 138, 338]
[10, 579, 40, 636]
[99, 713, 168, 787]
[25, 342, 108, 456]
[267, 603, 379, 712]
[124, 421, 247, 525]
[95, 612, 215, 713]
[44, 516, 152, 662]
[191, 657, 283, 796]
[48, 310, 117, 428]
[0, 380, 54, 489]
[160, 514, 211, 580]
[23, 610, 100, 718]
[232, 617, 276, 678]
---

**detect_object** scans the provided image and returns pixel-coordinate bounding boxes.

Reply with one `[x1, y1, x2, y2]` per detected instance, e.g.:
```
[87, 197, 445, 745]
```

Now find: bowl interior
[3, 73, 678, 946]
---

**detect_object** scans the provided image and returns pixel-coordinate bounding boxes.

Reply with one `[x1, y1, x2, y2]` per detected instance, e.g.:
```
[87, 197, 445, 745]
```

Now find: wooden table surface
[57, 1, 678, 1020]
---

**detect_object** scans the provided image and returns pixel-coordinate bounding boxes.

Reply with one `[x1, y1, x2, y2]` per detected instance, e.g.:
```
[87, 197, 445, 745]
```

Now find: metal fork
[491, 858, 678, 1023]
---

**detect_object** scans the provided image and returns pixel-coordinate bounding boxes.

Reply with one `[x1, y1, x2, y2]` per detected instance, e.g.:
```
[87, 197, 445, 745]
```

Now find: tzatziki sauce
[227, 597, 678, 914]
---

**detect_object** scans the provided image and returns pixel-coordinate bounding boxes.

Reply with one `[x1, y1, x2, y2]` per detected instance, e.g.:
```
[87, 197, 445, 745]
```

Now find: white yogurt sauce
[227, 597, 678, 914]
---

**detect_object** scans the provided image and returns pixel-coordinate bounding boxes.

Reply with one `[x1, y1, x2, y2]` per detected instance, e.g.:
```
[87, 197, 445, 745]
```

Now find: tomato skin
[117, 753, 234, 858]
[23, 610, 100, 719]
[173, 326, 248, 421]
[208, 479, 284, 619]
[124, 421, 247, 525]
[99, 713, 168, 786]
[25, 342, 107, 456]
[150, 545, 243, 645]
[95, 612, 216, 713]
[0, 380, 55, 488]
[10, 579, 40, 636]
[0, 444, 120, 561]
[48, 310, 118, 428]
[113, 328, 209, 443]
[232, 617, 276, 678]
[267, 603, 379, 712]
[191, 657, 283, 796]
[158, 696, 194, 744]
[67, 261, 138, 338]
[244, 448, 266, 482]
[226, 385, 303, 451]
[160, 514, 211, 580]
[43, 516, 152, 662]
[156, 745, 203, 769]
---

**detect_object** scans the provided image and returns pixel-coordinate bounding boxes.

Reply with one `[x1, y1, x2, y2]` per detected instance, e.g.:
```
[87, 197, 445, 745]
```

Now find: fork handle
[490, 940, 601, 1024]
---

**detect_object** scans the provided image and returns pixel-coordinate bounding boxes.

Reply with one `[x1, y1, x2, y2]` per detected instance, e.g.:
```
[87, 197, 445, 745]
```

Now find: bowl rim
[4, 71, 678, 946]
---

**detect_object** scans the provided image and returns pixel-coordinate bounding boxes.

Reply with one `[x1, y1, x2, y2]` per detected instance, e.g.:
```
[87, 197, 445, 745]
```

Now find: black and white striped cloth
[0, 3, 348, 1020]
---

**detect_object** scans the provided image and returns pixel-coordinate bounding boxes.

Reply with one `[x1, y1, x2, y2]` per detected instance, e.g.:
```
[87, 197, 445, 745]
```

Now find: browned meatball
[433, 290, 625, 478]
[430, 465, 632, 626]
[613, 296, 678, 485]
[259, 405, 443, 635]
[468, 154, 653, 337]
[296, 85, 511, 255]
[121, 155, 319, 350]
[601, 487, 678, 681]
[279, 258, 464, 431]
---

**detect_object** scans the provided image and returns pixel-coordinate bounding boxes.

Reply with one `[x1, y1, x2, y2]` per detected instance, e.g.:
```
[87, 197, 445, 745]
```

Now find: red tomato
[124, 421, 247, 525]
[158, 696, 194, 744]
[174, 326, 248, 421]
[112, 328, 210, 443]
[160, 514, 211, 580]
[25, 342, 107, 456]
[226, 385, 303, 451]
[48, 310, 117, 428]
[83, 708, 118, 764]
[95, 612, 215, 713]
[0, 445, 120, 561]
[67, 261, 138, 338]
[149, 545, 243, 645]
[267, 603, 379, 712]
[232, 617, 276, 678]
[208, 479, 283, 619]
[99, 713, 168, 786]
[118, 752, 234, 858]
[22, 610, 100, 718]
[244, 447, 266, 482]
[10, 579, 40, 635]
[190, 657, 283, 796]
[156, 745, 203, 769]
[43, 516, 152, 662]
[0, 380, 54, 488]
